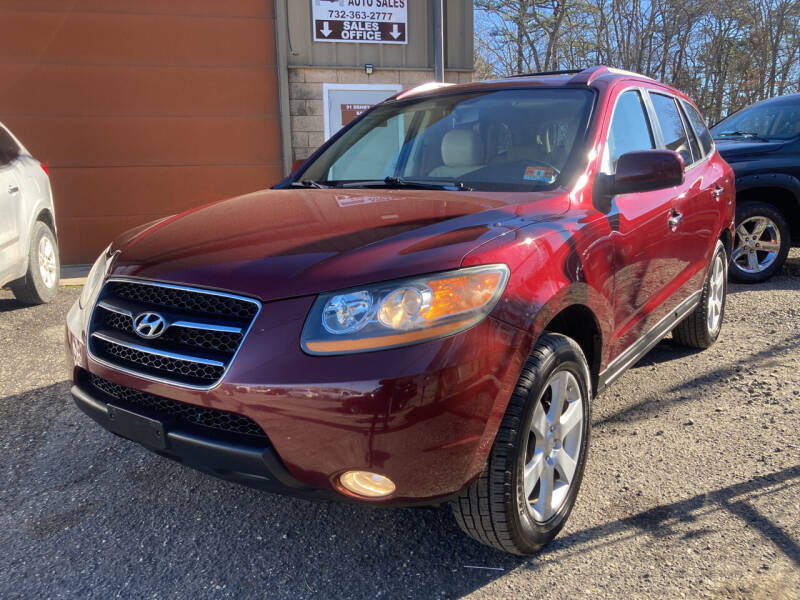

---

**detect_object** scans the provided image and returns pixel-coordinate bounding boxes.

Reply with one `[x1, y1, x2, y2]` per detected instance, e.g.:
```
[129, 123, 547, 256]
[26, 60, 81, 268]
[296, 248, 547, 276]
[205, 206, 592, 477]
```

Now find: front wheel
[729, 202, 790, 283]
[451, 333, 591, 555]
[11, 221, 60, 305]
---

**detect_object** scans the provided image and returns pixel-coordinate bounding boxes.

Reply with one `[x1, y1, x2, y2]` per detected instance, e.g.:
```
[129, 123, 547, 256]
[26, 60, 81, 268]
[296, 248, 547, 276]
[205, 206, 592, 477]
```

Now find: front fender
[735, 172, 800, 205]
[462, 215, 615, 369]
[21, 200, 56, 249]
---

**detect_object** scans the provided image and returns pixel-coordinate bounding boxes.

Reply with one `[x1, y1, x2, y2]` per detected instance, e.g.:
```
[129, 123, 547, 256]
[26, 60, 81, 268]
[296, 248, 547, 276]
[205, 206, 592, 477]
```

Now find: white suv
[0, 122, 59, 304]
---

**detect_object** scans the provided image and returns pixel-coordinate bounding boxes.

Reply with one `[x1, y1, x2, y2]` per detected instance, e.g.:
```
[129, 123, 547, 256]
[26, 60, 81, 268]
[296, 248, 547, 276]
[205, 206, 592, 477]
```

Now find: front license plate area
[107, 404, 168, 450]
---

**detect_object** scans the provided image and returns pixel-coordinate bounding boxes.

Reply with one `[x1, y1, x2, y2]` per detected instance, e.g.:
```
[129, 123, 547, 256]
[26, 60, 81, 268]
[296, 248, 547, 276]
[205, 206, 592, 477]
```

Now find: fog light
[339, 471, 396, 498]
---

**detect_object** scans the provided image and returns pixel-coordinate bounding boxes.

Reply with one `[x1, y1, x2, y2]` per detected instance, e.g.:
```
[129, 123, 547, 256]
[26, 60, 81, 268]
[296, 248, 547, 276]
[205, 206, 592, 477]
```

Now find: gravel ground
[1, 252, 799, 600]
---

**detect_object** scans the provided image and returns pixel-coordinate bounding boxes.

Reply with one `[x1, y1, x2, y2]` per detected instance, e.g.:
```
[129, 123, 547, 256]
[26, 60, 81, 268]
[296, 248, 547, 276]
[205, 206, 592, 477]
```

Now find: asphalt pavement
[1, 253, 799, 599]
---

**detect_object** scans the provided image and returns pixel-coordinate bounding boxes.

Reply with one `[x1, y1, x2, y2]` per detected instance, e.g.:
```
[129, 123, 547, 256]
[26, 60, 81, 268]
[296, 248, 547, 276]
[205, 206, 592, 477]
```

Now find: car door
[647, 92, 719, 308]
[601, 87, 686, 356]
[680, 98, 730, 282]
[0, 127, 22, 272]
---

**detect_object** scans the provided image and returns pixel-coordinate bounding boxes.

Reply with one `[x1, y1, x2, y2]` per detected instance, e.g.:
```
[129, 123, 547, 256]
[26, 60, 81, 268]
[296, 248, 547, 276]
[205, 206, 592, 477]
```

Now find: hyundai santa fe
[66, 66, 734, 555]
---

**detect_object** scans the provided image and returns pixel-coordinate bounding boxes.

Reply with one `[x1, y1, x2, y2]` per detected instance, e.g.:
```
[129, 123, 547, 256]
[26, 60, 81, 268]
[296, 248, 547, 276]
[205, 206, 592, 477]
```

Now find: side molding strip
[597, 290, 702, 392]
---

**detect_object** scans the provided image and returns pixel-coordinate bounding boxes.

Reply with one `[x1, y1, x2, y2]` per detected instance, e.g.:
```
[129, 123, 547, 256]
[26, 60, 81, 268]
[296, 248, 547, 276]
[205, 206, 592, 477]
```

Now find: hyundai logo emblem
[133, 312, 167, 339]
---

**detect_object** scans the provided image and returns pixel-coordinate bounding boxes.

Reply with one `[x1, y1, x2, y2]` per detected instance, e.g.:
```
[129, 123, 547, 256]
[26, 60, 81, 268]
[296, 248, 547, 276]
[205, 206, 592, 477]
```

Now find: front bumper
[71, 381, 335, 499]
[66, 293, 530, 505]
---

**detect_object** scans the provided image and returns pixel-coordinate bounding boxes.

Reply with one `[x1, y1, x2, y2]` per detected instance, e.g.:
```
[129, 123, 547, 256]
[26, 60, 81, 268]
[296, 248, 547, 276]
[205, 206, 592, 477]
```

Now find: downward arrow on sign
[390, 24, 401, 39]
[320, 21, 332, 37]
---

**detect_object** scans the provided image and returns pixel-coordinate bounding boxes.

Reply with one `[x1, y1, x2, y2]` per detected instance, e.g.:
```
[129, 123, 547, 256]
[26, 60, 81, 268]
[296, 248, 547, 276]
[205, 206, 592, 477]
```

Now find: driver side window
[605, 90, 655, 173]
[0, 126, 20, 166]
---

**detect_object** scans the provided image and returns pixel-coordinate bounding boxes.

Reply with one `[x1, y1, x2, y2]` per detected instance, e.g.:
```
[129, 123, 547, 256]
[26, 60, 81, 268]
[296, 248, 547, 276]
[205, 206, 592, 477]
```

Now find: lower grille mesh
[94, 338, 225, 383]
[89, 373, 268, 440]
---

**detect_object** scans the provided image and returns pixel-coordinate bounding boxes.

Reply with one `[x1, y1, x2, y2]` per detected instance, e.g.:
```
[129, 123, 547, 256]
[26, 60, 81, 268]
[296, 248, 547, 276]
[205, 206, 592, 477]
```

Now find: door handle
[712, 186, 723, 199]
[668, 211, 683, 229]
[7, 184, 19, 195]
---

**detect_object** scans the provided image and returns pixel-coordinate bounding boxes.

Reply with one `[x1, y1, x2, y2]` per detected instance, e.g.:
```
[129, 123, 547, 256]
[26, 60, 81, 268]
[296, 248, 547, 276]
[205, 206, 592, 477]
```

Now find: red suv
[66, 66, 734, 555]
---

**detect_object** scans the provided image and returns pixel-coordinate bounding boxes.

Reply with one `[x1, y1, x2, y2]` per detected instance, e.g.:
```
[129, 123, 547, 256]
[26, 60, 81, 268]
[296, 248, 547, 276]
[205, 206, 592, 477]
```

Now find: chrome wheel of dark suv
[733, 216, 781, 274]
[730, 202, 791, 284]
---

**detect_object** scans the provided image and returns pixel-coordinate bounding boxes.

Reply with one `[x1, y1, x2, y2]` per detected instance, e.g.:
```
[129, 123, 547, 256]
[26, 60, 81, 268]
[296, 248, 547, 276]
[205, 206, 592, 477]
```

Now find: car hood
[110, 188, 567, 302]
[715, 139, 787, 160]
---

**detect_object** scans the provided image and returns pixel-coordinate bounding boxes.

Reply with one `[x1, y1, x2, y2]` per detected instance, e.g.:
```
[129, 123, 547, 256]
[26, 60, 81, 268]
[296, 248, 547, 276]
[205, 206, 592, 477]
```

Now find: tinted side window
[607, 90, 654, 171]
[0, 126, 20, 165]
[651, 93, 693, 165]
[679, 104, 702, 163]
[682, 101, 714, 156]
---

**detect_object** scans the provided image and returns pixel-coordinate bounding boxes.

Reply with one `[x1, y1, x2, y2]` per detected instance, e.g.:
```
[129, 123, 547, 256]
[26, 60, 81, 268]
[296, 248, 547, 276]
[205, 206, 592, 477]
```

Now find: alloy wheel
[38, 235, 57, 288]
[523, 369, 584, 522]
[707, 252, 725, 334]
[732, 216, 781, 274]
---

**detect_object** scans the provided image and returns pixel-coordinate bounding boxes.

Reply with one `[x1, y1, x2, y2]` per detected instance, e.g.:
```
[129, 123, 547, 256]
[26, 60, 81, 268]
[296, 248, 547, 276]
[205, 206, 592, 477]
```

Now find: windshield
[299, 88, 595, 192]
[711, 100, 800, 141]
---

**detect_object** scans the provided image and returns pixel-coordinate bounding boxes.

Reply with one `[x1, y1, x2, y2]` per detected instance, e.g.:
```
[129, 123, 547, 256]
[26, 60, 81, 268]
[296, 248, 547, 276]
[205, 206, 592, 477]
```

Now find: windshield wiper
[291, 179, 329, 189]
[340, 176, 473, 191]
[716, 131, 769, 142]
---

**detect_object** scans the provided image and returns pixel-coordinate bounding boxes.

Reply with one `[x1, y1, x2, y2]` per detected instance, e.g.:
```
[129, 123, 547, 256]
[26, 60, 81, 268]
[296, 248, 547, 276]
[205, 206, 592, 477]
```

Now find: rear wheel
[11, 221, 60, 305]
[729, 201, 790, 283]
[673, 240, 727, 349]
[451, 333, 591, 555]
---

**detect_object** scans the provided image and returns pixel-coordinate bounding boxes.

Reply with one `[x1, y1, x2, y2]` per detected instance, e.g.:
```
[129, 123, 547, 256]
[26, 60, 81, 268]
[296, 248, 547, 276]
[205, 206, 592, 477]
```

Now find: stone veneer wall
[287, 67, 473, 162]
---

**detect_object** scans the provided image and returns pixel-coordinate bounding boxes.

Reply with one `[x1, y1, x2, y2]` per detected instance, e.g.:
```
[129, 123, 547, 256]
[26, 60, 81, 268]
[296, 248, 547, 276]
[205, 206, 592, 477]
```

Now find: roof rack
[509, 66, 651, 85]
[509, 69, 584, 78]
[394, 81, 454, 100]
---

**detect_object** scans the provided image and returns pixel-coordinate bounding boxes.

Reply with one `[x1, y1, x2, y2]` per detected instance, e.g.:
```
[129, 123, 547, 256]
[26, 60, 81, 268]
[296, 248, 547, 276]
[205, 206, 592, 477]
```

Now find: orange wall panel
[0, 3, 282, 263]
[3, 116, 282, 167]
[51, 165, 285, 219]
[0, 1, 274, 18]
[0, 64, 280, 117]
[0, 11, 277, 66]
[55, 164, 285, 262]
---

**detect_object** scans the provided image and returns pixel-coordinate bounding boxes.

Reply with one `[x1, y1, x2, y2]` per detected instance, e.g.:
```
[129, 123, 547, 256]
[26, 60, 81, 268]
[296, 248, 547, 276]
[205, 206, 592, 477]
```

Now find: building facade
[0, 1, 473, 263]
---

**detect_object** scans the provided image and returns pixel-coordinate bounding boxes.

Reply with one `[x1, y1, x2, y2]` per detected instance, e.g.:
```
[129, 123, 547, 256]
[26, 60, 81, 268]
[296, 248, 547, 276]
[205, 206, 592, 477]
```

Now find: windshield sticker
[523, 166, 556, 183]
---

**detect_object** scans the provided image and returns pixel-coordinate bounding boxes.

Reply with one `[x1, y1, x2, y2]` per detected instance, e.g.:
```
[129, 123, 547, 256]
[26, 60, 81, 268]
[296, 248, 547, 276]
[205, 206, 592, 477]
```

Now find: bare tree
[475, 0, 800, 119]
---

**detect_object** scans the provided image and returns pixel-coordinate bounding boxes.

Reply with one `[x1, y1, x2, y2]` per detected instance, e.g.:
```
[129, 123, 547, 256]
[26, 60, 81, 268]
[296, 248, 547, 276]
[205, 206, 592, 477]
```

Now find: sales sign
[312, 0, 408, 44]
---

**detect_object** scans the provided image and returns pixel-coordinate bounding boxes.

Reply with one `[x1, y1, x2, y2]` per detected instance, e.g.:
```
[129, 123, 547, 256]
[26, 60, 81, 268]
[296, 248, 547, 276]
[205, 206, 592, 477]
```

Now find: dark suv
[711, 94, 800, 282]
[66, 66, 734, 555]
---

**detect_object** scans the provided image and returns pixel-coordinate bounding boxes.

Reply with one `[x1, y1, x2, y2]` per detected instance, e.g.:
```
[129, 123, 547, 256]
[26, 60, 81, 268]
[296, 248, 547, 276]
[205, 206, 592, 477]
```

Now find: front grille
[88, 373, 268, 440]
[102, 309, 134, 334]
[94, 337, 226, 382]
[110, 281, 258, 320]
[88, 280, 260, 388]
[173, 327, 241, 353]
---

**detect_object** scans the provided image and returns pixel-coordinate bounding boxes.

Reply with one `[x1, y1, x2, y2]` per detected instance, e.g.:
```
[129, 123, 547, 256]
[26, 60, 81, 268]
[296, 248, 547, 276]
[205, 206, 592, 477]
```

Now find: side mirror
[611, 150, 684, 195]
[291, 158, 306, 174]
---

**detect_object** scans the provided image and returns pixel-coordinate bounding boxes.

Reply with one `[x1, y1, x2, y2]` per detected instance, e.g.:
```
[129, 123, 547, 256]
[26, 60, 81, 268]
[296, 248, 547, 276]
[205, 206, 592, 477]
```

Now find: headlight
[301, 264, 509, 355]
[78, 245, 112, 309]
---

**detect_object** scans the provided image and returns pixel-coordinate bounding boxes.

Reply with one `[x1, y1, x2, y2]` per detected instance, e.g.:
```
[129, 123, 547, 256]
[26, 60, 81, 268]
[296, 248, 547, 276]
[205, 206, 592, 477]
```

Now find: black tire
[729, 201, 790, 284]
[11, 221, 60, 305]
[450, 333, 591, 555]
[673, 240, 727, 349]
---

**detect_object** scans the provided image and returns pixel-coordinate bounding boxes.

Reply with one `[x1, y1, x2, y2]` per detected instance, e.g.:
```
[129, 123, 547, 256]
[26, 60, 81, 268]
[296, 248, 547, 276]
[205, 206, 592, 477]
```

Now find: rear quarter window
[681, 101, 714, 157]
[650, 93, 694, 166]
